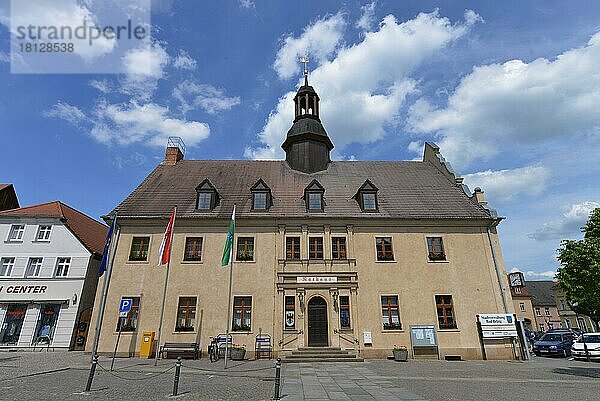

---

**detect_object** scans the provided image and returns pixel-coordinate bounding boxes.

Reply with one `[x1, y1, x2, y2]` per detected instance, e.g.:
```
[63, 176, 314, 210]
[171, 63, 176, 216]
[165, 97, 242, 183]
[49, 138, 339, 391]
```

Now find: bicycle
[208, 336, 219, 362]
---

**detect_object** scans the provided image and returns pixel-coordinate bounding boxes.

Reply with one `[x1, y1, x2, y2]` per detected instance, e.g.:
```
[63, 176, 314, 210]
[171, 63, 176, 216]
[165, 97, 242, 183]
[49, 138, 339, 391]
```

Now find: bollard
[273, 358, 281, 400]
[172, 357, 182, 396]
[85, 354, 99, 392]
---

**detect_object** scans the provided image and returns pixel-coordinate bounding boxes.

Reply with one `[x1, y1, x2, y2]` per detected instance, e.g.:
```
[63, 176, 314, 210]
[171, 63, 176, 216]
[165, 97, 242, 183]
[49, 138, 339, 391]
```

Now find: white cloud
[408, 32, 600, 170]
[463, 165, 550, 204]
[239, 0, 255, 9]
[273, 12, 346, 80]
[173, 81, 241, 115]
[89, 79, 112, 93]
[356, 1, 376, 31]
[529, 201, 600, 241]
[43, 102, 87, 126]
[120, 42, 170, 100]
[173, 50, 197, 71]
[526, 270, 556, 279]
[248, 10, 479, 159]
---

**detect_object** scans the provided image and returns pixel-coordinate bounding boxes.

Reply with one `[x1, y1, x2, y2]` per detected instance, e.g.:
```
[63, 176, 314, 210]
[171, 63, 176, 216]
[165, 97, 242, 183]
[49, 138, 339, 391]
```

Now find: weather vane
[299, 55, 309, 77]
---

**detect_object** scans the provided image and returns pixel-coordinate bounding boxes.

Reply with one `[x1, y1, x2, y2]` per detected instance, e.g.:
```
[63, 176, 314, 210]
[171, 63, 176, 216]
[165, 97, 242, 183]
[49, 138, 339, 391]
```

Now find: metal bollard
[172, 357, 182, 396]
[273, 358, 281, 400]
[85, 354, 99, 392]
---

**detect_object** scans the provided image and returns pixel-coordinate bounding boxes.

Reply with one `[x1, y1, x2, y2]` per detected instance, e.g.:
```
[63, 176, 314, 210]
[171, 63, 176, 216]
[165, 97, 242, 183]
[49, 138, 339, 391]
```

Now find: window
[577, 318, 588, 332]
[129, 237, 150, 261]
[118, 297, 140, 332]
[564, 318, 571, 328]
[54, 258, 70, 277]
[331, 237, 347, 259]
[560, 299, 566, 310]
[308, 192, 322, 211]
[286, 237, 300, 260]
[548, 323, 554, 330]
[539, 323, 545, 332]
[251, 179, 272, 211]
[544, 307, 550, 316]
[376, 237, 394, 261]
[436, 295, 457, 329]
[361, 193, 377, 211]
[308, 237, 323, 259]
[284, 296, 295, 330]
[253, 192, 268, 210]
[236, 237, 254, 261]
[26, 257, 43, 277]
[304, 180, 324, 212]
[519, 302, 525, 312]
[195, 179, 219, 211]
[8, 224, 25, 241]
[33, 304, 61, 344]
[355, 180, 379, 212]
[0, 257, 15, 277]
[340, 296, 351, 329]
[197, 192, 212, 210]
[183, 237, 203, 261]
[514, 287, 522, 294]
[36, 225, 52, 241]
[175, 297, 197, 332]
[232, 296, 252, 331]
[535, 307, 541, 316]
[427, 237, 446, 261]
[381, 295, 401, 330]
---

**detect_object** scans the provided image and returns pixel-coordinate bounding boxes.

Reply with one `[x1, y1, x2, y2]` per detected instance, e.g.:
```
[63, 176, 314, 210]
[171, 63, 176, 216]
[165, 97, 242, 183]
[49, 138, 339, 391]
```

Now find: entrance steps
[281, 347, 364, 363]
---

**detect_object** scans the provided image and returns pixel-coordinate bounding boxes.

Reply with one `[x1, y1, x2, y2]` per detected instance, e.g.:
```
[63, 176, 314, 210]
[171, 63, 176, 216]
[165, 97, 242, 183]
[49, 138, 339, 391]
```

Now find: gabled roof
[0, 201, 108, 256]
[0, 184, 19, 211]
[526, 281, 559, 307]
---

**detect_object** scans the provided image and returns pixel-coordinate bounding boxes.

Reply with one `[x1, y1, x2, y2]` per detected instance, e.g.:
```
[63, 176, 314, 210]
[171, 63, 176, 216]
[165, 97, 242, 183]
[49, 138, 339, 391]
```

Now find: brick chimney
[164, 137, 186, 165]
[473, 187, 486, 205]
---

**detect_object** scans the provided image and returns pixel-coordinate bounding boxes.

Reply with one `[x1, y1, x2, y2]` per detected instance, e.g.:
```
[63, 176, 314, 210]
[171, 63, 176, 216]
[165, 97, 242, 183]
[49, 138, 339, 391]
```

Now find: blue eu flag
[98, 218, 116, 277]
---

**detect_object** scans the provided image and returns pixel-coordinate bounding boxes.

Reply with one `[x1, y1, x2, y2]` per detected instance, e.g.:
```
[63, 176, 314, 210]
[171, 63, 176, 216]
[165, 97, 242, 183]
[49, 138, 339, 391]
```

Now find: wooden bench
[255, 334, 272, 359]
[160, 342, 200, 359]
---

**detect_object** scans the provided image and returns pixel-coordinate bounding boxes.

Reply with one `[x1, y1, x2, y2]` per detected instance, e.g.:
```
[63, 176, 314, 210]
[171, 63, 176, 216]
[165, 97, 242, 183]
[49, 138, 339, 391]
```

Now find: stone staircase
[281, 347, 364, 363]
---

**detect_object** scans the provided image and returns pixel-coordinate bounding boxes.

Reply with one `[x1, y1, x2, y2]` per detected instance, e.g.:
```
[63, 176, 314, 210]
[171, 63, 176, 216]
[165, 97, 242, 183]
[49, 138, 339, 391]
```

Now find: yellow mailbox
[140, 331, 155, 357]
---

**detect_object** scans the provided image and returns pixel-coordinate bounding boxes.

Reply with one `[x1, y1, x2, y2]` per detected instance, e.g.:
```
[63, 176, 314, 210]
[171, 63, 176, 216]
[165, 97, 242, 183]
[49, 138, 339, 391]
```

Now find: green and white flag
[221, 205, 236, 266]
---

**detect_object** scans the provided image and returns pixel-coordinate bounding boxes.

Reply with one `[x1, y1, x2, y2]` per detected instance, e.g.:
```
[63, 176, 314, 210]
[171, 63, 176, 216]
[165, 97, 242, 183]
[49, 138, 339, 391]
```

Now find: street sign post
[119, 298, 133, 318]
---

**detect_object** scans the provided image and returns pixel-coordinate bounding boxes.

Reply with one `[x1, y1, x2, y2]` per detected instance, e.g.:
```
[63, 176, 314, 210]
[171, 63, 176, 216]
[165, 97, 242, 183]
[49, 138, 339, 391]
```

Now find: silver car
[571, 332, 600, 360]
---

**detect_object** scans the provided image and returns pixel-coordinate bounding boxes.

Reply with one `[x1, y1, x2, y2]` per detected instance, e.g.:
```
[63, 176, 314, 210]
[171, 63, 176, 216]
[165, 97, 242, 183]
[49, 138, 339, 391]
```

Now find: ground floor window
[284, 296, 295, 330]
[577, 318, 588, 332]
[381, 295, 401, 330]
[33, 303, 61, 344]
[175, 297, 197, 332]
[0, 304, 27, 345]
[339, 296, 351, 329]
[118, 297, 140, 332]
[232, 296, 252, 331]
[435, 295, 457, 329]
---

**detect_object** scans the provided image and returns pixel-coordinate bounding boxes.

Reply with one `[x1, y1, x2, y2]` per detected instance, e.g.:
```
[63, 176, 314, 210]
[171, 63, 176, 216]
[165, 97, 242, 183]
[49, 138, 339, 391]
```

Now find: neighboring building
[0, 201, 107, 349]
[0, 184, 19, 211]
[507, 273, 537, 330]
[553, 286, 597, 333]
[88, 77, 515, 360]
[527, 281, 562, 332]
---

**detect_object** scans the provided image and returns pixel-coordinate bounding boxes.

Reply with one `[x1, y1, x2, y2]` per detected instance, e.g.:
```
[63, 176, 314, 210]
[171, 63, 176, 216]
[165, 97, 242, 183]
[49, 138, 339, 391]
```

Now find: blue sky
[1, 0, 599, 279]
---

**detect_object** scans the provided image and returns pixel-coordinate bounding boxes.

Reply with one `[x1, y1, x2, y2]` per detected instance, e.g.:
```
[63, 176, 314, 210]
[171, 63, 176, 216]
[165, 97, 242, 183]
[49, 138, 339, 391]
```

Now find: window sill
[32, 240, 51, 243]
[114, 331, 137, 335]
[375, 260, 396, 263]
[381, 329, 405, 333]
[235, 259, 256, 263]
[339, 328, 353, 332]
[173, 330, 197, 334]
[427, 260, 449, 264]
[126, 260, 150, 264]
[4, 240, 23, 244]
[181, 260, 203, 264]
[438, 329, 460, 332]
[231, 331, 253, 335]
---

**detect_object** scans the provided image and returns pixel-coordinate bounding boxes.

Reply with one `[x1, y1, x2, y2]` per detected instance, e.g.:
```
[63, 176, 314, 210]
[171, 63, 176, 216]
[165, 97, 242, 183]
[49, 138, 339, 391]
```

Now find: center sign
[477, 314, 517, 338]
[296, 276, 337, 284]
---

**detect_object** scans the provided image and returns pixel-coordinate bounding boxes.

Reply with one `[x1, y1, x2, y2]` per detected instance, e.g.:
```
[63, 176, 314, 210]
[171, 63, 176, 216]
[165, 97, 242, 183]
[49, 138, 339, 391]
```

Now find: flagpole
[155, 206, 177, 366]
[91, 215, 120, 362]
[224, 204, 236, 369]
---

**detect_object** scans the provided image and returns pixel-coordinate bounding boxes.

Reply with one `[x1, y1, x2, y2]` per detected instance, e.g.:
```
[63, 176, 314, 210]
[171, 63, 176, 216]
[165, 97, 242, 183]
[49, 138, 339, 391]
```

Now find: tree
[556, 208, 600, 329]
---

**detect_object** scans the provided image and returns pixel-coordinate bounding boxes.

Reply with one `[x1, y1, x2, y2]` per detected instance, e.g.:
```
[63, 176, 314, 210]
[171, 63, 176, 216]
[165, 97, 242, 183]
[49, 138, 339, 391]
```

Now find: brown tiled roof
[526, 281, 559, 307]
[110, 160, 493, 221]
[0, 201, 108, 255]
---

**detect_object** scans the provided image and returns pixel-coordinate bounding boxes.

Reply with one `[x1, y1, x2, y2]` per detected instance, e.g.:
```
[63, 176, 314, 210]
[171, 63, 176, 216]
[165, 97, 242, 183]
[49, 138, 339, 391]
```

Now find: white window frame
[8, 224, 25, 241]
[544, 307, 550, 316]
[25, 257, 43, 277]
[36, 225, 52, 241]
[535, 307, 541, 316]
[519, 302, 525, 312]
[54, 257, 71, 277]
[1, 257, 15, 277]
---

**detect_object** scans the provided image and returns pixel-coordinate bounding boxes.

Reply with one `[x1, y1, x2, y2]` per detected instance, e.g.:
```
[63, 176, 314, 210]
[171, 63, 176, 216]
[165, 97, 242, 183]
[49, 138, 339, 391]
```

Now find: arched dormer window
[304, 180, 325, 212]
[355, 180, 379, 212]
[195, 179, 219, 211]
[251, 179, 272, 211]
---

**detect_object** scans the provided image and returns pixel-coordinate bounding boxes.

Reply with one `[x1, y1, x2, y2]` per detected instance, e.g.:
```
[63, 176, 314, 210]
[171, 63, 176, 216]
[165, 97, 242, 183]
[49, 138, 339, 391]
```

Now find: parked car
[533, 332, 574, 357]
[571, 333, 600, 360]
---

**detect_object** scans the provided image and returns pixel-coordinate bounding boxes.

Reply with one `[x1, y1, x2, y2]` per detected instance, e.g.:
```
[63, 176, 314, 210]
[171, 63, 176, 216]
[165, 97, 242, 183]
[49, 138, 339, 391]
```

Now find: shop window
[286, 237, 300, 260]
[232, 296, 252, 331]
[183, 237, 203, 261]
[54, 257, 71, 277]
[118, 297, 140, 332]
[33, 304, 61, 344]
[376, 237, 394, 261]
[427, 237, 446, 261]
[436, 295, 457, 329]
[236, 237, 254, 261]
[308, 237, 323, 259]
[284, 296, 295, 330]
[331, 237, 347, 259]
[129, 237, 150, 261]
[0, 304, 27, 345]
[36, 225, 52, 241]
[25, 257, 43, 277]
[175, 297, 197, 332]
[339, 296, 351, 329]
[8, 224, 25, 241]
[381, 295, 401, 330]
[0, 257, 15, 277]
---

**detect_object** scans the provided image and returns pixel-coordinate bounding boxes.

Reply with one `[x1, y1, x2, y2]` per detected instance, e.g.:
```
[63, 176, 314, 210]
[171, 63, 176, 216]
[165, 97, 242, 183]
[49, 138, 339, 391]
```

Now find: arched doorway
[308, 296, 328, 347]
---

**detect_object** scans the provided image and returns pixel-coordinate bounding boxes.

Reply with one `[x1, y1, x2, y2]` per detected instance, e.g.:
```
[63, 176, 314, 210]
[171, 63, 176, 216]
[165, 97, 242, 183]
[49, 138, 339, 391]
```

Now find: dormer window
[195, 179, 219, 211]
[355, 180, 379, 212]
[250, 179, 272, 211]
[304, 180, 325, 212]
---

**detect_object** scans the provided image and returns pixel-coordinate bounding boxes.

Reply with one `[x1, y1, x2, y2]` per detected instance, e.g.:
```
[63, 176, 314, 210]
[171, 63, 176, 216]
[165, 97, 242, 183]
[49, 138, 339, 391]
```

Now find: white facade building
[0, 201, 106, 350]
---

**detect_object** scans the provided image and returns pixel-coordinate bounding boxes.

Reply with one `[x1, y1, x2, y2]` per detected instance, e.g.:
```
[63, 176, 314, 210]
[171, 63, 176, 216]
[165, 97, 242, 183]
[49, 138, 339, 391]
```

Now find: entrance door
[308, 297, 328, 347]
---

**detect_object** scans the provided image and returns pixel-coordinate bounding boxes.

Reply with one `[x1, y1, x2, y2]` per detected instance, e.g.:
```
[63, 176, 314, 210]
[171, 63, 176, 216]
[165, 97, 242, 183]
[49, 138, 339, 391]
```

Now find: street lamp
[570, 301, 591, 362]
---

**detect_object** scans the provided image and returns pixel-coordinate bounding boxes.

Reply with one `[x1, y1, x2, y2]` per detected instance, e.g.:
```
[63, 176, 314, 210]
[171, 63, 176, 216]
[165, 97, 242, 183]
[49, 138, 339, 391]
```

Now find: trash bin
[140, 331, 155, 357]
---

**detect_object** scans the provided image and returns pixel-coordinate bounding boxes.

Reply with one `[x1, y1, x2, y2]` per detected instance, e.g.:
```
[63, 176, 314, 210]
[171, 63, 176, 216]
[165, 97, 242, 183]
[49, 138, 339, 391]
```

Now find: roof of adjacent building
[0, 184, 19, 211]
[526, 280, 559, 307]
[109, 159, 494, 221]
[0, 201, 108, 255]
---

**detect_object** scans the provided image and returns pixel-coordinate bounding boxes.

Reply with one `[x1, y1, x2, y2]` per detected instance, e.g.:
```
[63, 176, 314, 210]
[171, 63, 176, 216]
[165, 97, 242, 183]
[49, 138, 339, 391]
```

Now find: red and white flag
[158, 207, 176, 266]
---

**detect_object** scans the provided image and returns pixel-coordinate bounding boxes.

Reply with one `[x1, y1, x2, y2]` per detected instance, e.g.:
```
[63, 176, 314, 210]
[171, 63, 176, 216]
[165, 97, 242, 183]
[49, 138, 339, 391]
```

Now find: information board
[410, 325, 438, 347]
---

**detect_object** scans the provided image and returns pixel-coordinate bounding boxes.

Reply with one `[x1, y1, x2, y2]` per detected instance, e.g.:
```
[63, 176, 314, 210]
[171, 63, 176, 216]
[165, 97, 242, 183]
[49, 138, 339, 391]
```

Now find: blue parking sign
[119, 298, 133, 317]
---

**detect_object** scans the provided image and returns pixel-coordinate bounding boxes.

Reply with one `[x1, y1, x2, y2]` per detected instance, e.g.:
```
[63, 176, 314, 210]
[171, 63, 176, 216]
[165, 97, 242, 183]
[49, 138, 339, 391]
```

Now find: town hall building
[88, 75, 516, 360]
